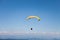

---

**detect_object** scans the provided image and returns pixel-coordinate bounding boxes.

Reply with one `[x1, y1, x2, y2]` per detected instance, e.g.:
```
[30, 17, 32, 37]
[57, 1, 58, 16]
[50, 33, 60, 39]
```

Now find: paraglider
[26, 16, 40, 21]
[26, 16, 41, 30]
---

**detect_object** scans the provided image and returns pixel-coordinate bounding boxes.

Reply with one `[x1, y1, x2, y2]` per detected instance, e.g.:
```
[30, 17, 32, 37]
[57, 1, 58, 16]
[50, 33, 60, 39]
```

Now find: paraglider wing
[26, 16, 40, 21]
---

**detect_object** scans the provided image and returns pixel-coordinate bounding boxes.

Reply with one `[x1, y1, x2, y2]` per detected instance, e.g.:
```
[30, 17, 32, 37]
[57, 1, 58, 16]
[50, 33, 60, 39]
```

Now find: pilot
[31, 28, 33, 30]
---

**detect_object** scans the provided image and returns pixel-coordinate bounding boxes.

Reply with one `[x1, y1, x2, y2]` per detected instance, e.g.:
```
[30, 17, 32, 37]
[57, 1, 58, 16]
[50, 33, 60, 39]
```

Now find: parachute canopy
[26, 16, 41, 21]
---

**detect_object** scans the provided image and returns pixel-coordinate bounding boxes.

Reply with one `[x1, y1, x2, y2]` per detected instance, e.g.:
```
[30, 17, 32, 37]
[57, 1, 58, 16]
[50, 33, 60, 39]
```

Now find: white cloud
[0, 31, 60, 35]
[0, 31, 60, 39]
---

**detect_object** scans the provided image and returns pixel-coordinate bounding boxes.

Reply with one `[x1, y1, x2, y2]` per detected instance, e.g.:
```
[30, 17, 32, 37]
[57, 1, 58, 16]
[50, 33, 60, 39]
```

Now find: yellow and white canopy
[26, 16, 41, 21]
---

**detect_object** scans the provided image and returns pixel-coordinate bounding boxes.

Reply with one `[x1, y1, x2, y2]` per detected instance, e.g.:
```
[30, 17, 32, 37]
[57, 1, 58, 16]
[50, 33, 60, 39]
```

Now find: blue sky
[0, 0, 60, 35]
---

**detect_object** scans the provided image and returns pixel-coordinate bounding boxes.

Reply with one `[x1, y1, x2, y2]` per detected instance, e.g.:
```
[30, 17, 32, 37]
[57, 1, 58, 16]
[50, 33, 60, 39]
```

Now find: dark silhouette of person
[31, 28, 32, 30]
